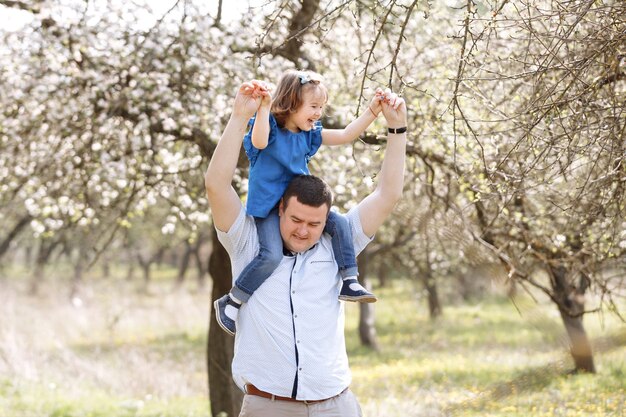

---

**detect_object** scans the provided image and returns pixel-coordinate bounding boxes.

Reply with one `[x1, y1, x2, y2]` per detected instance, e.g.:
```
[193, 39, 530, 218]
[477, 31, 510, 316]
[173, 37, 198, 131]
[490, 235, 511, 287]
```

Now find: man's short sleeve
[215, 205, 258, 268]
[346, 206, 374, 255]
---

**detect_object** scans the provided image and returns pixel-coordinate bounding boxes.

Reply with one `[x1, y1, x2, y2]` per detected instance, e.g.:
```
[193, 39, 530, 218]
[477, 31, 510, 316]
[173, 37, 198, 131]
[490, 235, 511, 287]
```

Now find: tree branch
[0, 0, 44, 13]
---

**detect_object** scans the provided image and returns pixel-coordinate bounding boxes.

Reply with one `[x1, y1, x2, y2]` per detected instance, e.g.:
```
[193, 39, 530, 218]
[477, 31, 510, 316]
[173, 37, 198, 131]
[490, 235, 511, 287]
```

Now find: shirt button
[292, 290, 295, 294]
[299, 367, 303, 371]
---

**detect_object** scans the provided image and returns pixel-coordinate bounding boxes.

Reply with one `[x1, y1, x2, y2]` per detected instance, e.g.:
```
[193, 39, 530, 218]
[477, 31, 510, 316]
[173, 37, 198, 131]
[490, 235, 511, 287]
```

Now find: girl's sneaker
[214, 294, 241, 336]
[338, 278, 377, 303]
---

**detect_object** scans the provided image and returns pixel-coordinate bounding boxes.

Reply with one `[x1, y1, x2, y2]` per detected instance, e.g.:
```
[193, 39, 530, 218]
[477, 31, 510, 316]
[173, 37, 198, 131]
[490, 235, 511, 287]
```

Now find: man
[204, 81, 407, 417]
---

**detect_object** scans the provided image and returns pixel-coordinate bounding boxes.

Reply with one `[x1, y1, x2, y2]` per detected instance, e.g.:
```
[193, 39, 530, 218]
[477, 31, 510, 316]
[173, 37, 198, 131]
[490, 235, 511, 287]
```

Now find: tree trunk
[142, 263, 151, 290]
[195, 232, 208, 290]
[137, 254, 151, 292]
[30, 255, 45, 296]
[558, 307, 595, 373]
[29, 239, 59, 295]
[194, 247, 207, 290]
[377, 261, 389, 288]
[0, 215, 32, 259]
[280, 0, 322, 69]
[357, 253, 378, 350]
[456, 273, 472, 302]
[101, 256, 111, 279]
[154, 246, 166, 267]
[125, 261, 135, 281]
[216, 0, 223, 24]
[549, 264, 595, 373]
[423, 273, 442, 319]
[70, 246, 85, 299]
[207, 227, 242, 417]
[174, 241, 193, 290]
[24, 245, 34, 265]
[422, 235, 442, 319]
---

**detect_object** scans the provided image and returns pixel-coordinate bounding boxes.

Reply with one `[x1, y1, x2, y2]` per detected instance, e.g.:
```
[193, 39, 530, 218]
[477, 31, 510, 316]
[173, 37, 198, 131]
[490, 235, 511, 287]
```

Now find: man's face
[279, 196, 328, 253]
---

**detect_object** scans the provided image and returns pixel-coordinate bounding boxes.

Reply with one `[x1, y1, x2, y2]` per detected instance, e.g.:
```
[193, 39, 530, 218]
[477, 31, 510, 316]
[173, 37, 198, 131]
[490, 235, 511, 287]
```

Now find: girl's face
[284, 88, 326, 133]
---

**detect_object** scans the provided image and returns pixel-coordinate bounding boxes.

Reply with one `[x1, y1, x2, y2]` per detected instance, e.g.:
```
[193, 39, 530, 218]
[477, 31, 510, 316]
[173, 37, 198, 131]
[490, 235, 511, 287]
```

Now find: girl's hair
[271, 70, 328, 127]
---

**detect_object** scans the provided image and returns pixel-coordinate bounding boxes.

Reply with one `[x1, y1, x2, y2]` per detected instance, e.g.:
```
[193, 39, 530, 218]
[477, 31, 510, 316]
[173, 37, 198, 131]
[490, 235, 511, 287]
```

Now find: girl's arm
[251, 88, 272, 149]
[321, 89, 383, 146]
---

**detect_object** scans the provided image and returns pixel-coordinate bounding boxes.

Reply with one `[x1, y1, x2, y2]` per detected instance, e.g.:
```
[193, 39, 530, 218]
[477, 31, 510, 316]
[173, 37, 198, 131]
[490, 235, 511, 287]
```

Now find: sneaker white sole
[213, 299, 235, 336]
[338, 294, 378, 303]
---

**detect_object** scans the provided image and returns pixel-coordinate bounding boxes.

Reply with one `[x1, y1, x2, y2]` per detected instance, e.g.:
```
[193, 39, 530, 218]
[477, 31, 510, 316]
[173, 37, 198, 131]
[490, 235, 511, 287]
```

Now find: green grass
[0, 275, 624, 416]
[3, 383, 208, 417]
[345, 282, 626, 416]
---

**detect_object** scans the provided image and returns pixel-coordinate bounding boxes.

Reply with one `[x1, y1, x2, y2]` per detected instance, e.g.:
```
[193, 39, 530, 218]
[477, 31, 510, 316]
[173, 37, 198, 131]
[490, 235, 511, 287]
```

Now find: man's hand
[233, 80, 271, 120]
[379, 89, 407, 128]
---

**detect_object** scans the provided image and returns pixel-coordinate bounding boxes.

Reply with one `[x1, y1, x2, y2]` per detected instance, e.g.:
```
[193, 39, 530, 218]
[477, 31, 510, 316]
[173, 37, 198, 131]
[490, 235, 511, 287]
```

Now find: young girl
[215, 70, 384, 336]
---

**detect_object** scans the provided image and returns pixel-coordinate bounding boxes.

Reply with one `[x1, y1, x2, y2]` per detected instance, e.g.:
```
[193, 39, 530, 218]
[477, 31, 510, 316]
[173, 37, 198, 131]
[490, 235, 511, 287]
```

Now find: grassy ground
[345, 284, 626, 417]
[0, 271, 624, 417]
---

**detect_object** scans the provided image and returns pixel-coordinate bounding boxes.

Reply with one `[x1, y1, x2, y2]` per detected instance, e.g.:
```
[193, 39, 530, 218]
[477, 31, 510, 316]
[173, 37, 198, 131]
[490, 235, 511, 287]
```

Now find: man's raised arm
[357, 91, 408, 237]
[204, 81, 265, 232]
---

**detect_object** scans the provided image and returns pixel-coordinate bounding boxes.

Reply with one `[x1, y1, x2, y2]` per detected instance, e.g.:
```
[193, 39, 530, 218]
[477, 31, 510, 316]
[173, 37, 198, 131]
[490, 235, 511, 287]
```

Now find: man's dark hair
[282, 175, 333, 212]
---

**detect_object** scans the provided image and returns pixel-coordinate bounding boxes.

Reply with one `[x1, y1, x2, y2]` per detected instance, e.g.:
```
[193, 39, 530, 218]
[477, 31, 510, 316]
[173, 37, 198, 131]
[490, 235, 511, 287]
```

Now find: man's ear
[278, 198, 284, 216]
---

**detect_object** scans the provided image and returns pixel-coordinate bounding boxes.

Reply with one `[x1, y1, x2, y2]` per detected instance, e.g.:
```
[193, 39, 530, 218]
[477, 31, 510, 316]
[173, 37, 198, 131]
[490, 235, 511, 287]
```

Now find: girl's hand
[368, 88, 384, 117]
[253, 81, 272, 110]
[248, 80, 272, 110]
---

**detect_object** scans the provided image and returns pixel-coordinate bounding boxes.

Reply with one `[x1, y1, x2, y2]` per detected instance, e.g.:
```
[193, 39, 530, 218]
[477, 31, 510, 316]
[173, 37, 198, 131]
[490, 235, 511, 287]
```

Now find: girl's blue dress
[243, 114, 322, 218]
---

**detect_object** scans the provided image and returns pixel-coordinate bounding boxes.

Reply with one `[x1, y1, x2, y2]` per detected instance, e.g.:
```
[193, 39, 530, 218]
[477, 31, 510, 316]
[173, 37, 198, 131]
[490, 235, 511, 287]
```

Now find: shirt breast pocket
[307, 257, 338, 283]
[301, 256, 340, 303]
[309, 253, 336, 269]
[309, 258, 334, 265]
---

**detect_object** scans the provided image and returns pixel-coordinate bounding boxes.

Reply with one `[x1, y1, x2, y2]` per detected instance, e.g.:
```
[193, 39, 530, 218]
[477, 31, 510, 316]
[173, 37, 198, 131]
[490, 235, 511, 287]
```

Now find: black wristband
[387, 126, 407, 134]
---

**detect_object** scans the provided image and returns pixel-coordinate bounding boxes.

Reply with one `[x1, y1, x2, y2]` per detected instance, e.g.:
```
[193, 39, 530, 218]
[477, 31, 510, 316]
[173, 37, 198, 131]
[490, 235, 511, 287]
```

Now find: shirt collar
[282, 241, 320, 257]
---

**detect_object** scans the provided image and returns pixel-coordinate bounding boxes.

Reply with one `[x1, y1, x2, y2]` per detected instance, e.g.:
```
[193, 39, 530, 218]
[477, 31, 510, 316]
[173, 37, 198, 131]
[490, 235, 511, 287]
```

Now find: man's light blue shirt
[216, 204, 372, 400]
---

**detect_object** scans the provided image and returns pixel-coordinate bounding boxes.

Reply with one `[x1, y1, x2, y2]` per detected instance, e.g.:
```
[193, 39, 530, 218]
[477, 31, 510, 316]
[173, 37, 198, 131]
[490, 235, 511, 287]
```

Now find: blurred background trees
[1, 0, 624, 416]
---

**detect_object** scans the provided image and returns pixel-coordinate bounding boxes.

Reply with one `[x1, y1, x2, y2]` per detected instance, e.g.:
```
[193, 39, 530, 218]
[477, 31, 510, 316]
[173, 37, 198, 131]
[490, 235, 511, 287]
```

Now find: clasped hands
[234, 80, 406, 128]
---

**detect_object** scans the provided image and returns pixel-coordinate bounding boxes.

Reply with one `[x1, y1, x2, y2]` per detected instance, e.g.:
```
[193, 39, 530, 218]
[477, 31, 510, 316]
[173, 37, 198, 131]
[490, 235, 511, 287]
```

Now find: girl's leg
[214, 209, 282, 336]
[233, 209, 283, 301]
[325, 212, 358, 277]
[325, 212, 376, 303]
